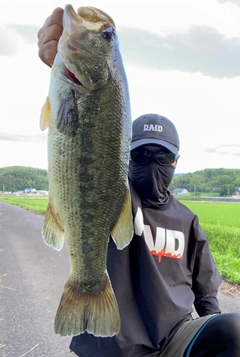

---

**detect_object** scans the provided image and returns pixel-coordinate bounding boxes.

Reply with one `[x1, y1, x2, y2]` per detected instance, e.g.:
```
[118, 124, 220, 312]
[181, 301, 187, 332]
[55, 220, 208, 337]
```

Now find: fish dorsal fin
[40, 96, 51, 131]
[111, 185, 134, 250]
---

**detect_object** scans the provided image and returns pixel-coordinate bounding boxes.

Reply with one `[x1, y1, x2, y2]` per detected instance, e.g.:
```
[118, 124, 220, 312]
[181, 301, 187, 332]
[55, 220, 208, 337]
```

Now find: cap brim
[130, 138, 179, 154]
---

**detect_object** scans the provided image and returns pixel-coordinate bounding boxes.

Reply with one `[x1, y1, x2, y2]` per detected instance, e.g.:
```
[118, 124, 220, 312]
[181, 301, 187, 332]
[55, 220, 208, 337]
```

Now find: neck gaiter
[128, 161, 175, 208]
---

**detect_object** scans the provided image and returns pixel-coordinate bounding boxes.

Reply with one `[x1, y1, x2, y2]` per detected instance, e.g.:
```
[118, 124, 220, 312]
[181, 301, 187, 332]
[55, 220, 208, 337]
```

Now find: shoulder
[170, 195, 196, 218]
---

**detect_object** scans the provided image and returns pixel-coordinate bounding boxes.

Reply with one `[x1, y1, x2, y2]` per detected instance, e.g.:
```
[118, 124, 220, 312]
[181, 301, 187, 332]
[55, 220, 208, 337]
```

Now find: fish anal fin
[42, 202, 64, 251]
[111, 185, 134, 249]
[54, 272, 120, 337]
[40, 96, 51, 131]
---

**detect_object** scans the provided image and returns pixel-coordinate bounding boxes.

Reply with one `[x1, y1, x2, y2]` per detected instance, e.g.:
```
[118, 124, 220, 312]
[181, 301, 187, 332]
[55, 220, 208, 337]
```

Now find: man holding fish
[37, 5, 240, 357]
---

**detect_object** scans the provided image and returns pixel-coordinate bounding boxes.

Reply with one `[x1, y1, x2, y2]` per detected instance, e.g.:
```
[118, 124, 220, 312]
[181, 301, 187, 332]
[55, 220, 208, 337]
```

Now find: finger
[38, 40, 59, 67]
[38, 22, 63, 48]
[38, 23, 63, 67]
[37, 7, 63, 40]
[37, 8, 63, 67]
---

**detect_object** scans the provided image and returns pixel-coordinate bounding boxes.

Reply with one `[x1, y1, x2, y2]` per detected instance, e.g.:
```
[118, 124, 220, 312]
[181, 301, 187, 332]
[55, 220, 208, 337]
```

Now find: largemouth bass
[40, 4, 133, 337]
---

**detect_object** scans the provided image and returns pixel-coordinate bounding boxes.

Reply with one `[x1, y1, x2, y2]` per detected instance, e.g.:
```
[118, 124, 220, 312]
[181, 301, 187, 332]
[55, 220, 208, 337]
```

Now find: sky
[0, 0, 239, 174]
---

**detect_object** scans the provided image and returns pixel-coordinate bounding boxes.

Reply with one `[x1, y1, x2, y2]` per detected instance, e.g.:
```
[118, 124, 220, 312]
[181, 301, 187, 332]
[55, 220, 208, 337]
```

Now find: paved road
[0, 202, 71, 357]
[0, 202, 240, 357]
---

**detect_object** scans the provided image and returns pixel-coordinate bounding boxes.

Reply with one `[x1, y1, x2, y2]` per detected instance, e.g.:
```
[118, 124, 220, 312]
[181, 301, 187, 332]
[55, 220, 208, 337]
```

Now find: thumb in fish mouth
[62, 5, 83, 36]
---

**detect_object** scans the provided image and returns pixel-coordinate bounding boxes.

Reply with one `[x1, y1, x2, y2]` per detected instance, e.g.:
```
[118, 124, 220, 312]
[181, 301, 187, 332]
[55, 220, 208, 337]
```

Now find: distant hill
[170, 168, 240, 196]
[0, 166, 48, 192]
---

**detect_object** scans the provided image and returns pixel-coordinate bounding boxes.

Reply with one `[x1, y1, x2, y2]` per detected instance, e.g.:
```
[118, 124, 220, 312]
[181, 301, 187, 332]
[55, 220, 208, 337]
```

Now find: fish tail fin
[54, 272, 120, 337]
[42, 202, 65, 251]
[111, 185, 134, 249]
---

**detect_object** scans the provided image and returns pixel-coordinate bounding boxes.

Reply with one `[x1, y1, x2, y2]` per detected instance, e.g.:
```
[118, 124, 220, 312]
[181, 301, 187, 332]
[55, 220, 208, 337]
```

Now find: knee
[184, 313, 240, 357]
[210, 313, 240, 343]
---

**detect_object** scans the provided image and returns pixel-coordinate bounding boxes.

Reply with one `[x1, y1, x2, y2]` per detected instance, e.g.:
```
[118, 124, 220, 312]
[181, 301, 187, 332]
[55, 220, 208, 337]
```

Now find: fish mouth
[64, 66, 83, 86]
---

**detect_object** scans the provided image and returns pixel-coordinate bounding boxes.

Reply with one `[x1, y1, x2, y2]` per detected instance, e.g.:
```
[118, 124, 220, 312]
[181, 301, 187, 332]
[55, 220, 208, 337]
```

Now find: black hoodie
[70, 184, 221, 357]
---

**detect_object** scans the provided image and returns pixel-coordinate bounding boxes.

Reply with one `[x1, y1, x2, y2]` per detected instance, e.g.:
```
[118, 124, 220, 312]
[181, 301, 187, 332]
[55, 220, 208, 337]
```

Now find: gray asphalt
[0, 202, 240, 357]
[0, 202, 71, 357]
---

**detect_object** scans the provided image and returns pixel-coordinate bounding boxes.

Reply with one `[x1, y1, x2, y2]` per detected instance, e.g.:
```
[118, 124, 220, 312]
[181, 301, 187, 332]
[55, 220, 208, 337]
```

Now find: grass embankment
[1, 196, 240, 284]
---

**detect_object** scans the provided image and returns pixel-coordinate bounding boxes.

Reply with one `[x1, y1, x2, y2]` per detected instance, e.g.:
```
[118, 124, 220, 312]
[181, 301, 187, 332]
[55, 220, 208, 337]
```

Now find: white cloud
[0, 25, 24, 55]
[119, 26, 240, 78]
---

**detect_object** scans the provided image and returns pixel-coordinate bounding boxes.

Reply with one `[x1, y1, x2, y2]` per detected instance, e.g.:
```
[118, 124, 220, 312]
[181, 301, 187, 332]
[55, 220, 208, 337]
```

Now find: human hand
[37, 7, 63, 67]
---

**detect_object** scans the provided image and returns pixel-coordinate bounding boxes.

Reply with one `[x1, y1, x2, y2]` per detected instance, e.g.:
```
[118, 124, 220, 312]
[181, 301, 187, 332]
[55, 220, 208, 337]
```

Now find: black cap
[130, 114, 180, 154]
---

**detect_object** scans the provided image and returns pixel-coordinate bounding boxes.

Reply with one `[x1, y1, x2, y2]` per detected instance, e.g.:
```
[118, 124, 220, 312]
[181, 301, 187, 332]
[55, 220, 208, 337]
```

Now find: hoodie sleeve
[191, 216, 222, 316]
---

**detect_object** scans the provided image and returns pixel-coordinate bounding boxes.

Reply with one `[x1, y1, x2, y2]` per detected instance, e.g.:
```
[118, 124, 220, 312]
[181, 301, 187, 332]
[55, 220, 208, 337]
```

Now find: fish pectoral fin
[111, 185, 134, 250]
[42, 202, 65, 251]
[40, 96, 51, 131]
[57, 90, 79, 136]
[54, 272, 120, 337]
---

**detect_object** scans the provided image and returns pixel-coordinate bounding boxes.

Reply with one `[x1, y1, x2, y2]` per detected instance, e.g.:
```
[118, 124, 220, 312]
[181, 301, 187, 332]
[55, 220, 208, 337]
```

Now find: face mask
[128, 160, 175, 207]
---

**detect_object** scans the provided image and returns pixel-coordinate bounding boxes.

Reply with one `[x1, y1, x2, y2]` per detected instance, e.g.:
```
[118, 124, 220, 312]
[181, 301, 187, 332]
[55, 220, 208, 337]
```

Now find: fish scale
[40, 4, 133, 337]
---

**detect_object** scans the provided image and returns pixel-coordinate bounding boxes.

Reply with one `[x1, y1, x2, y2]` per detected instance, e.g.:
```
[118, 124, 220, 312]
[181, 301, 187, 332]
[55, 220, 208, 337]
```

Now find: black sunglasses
[131, 147, 180, 165]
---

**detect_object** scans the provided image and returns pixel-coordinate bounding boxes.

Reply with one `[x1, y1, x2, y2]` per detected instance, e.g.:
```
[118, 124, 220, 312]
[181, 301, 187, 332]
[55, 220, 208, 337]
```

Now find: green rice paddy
[1, 196, 240, 284]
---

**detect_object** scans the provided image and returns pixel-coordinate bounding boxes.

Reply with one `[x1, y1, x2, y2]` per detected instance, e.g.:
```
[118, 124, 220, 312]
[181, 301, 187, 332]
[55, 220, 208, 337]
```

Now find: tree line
[170, 168, 240, 196]
[0, 166, 48, 192]
[0, 166, 240, 196]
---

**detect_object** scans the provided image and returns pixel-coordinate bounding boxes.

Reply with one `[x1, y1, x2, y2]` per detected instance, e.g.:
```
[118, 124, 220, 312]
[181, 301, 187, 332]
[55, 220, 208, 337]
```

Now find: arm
[37, 7, 63, 67]
[191, 216, 222, 316]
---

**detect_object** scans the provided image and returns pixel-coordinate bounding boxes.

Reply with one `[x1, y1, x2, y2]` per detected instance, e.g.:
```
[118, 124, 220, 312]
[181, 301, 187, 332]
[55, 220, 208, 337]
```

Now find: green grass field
[182, 201, 240, 229]
[0, 196, 48, 215]
[182, 201, 240, 283]
[1, 196, 240, 284]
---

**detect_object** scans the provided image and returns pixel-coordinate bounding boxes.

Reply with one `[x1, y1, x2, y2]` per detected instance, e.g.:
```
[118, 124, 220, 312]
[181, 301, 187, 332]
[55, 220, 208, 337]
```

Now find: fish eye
[101, 24, 114, 41]
[102, 31, 112, 41]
